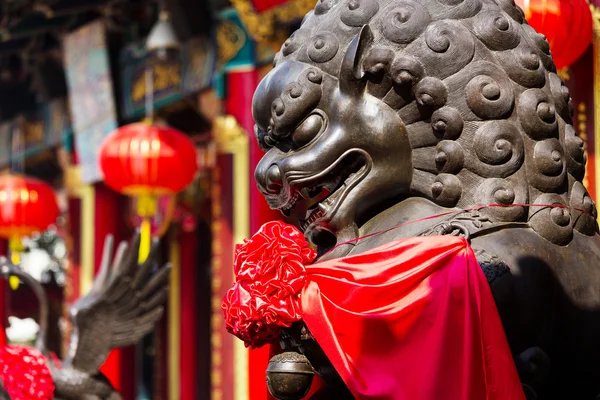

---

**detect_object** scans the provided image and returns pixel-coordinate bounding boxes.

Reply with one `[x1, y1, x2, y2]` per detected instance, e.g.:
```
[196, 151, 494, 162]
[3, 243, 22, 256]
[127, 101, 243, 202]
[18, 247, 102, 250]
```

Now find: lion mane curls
[271, 0, 597, 244]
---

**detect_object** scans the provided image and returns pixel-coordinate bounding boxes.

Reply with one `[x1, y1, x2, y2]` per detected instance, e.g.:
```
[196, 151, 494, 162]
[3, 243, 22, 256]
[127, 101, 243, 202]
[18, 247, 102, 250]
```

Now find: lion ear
[340, 25, 373, 95]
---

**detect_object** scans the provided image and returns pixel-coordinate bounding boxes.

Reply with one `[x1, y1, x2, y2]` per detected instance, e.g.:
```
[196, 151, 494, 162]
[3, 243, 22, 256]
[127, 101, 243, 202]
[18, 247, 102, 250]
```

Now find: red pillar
[225, 64, 325, 400]
[0, 239, 7, 347]
[94, 183, 135, 400]
[225, 70, 280, 400]
[225, 70, 279, 233]
[180, 229, 197, 400]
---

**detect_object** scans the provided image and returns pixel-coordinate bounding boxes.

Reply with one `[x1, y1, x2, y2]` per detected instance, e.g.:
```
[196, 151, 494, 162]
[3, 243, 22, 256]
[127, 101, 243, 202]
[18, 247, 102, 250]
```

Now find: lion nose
[256, 162, 283, 195]
[266, 165, 283, 194]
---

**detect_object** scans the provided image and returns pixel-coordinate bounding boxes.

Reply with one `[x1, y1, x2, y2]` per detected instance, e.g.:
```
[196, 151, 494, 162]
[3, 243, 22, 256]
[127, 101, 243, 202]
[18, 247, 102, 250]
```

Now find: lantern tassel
[9, 237, 23, 290]
[139, 218, 152, 264]
[137, 195, 157, 264]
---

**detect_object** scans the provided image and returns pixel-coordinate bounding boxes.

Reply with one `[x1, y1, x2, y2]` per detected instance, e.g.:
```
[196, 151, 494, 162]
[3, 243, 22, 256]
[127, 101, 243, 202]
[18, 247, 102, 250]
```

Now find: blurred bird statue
[0, 233, 170, 400]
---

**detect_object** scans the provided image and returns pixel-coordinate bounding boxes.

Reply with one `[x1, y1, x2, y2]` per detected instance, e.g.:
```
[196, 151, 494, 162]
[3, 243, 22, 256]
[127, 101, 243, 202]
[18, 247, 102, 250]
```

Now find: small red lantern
[516, 0, 593, 69]
[99, 122, 198, 262]
[0, 174, 59, 288]
[0, 175, 59, 240]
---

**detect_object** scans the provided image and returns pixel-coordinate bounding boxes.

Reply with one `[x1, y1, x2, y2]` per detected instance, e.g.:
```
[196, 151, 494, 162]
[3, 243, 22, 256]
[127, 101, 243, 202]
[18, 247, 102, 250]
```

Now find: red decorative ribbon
[222, 221, 317, 348]
[325, 202, 593, 256]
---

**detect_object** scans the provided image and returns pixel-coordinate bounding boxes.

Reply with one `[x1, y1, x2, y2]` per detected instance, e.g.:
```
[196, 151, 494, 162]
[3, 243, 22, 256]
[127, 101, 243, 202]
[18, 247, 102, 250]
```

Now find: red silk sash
[301, 236, 525, 400]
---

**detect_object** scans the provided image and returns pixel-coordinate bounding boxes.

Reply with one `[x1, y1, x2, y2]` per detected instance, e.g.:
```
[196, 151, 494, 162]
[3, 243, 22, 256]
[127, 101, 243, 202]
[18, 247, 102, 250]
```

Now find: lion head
[252, 0, 597, 250]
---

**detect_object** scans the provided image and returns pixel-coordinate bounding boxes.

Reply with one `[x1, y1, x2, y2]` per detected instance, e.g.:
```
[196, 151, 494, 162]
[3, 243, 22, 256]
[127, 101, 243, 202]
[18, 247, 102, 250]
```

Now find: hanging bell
[266, 352, 315, 400]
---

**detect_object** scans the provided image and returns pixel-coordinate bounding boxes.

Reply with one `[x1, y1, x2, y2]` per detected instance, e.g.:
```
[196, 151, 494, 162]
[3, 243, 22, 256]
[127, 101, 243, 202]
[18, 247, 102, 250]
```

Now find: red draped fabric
[302, 236, 525, 400]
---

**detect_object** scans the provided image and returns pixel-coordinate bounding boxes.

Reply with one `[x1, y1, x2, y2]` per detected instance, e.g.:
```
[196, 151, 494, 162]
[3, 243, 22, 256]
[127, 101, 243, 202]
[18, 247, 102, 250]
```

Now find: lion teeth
[282, 192, 300, 211]
[301, 209, 326, 231]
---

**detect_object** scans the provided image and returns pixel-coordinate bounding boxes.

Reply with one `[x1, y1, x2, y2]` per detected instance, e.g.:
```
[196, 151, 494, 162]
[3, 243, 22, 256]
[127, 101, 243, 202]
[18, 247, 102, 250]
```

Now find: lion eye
[292, 114, 324, 148]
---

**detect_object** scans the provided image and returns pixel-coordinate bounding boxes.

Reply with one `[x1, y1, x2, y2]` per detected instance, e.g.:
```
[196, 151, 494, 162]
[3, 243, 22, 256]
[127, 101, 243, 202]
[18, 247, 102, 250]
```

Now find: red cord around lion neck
[322, 203, 592, 257]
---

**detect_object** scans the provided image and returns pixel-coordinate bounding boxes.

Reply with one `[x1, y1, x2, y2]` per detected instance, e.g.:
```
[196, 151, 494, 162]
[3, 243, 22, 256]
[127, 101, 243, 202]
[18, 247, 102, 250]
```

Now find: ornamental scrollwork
[229, 0, 315, 49]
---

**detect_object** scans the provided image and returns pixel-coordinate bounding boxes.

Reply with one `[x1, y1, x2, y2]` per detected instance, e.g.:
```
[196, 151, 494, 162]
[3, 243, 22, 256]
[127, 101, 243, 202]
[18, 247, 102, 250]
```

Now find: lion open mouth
[277, 150, 371, 233]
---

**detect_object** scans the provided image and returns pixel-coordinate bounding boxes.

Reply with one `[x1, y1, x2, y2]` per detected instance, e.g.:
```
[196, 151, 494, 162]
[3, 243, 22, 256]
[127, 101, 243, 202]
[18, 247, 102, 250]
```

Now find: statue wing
[64, 233, 170, 374]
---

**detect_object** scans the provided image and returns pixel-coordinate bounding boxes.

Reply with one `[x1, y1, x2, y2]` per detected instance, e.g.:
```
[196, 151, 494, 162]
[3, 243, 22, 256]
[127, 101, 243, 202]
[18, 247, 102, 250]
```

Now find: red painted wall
[93, 183, 135, 400]
[180, 229, 198, 400]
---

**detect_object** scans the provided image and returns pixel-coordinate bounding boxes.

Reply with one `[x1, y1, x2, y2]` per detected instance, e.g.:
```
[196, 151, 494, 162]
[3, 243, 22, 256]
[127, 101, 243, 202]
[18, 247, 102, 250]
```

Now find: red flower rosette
[0, 345, 55, 400]
[222, 221, 317, 348]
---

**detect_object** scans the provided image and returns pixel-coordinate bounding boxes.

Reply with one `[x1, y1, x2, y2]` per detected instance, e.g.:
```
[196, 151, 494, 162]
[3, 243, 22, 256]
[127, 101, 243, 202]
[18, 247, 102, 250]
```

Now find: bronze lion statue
[251, 0, 600, 399]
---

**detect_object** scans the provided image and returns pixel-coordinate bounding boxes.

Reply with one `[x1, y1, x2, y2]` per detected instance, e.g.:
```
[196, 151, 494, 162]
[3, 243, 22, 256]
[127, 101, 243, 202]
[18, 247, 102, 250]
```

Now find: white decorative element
[21, 249, 51, 282]
[6, 317, 39, 344]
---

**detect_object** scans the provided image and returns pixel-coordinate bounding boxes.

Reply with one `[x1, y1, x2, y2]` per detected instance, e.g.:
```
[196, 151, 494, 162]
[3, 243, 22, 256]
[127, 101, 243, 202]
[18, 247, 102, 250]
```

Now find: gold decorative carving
[229, 0, 315, 49]
[131, 63, 182, 103]
[211, 163, 225, 400]
[591, 4, 600, 23]
[212, 115, 250, 399]
[65, 165, 83, 197]
[590, 3, 600, 204]
[578, 102, 590, 190]
[213, 115, 249, 149]
[217, 20, 247, 68]
[168, 231, 181, 400]
[557, 67, 570, 82]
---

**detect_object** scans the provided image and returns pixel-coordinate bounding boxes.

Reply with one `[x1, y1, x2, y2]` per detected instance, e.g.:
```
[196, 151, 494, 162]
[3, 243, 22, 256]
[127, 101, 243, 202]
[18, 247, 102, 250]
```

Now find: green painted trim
[218, 7, 256, 71]
[62, 128, 74, 152]
[215, 72, 226, 99]
[219, 7, 239, 19]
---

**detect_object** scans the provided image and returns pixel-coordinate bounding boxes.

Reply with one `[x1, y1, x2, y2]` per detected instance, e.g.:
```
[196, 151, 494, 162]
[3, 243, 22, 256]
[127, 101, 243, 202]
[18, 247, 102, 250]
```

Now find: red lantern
[99, 122, 198, 262]
[0, 175, 59, 240]
[0, 174, 59, 288]
[516, 0, 593, 69]
[99, 123, 198, 197]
